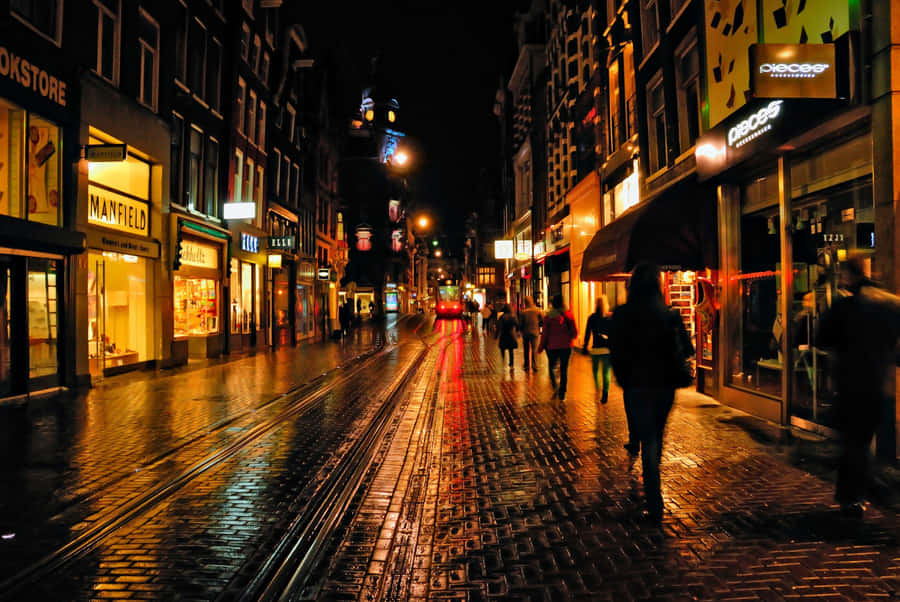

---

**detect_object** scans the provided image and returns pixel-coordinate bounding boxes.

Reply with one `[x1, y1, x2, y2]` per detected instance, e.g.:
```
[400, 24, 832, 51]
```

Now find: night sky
[297, 2, 530, 251]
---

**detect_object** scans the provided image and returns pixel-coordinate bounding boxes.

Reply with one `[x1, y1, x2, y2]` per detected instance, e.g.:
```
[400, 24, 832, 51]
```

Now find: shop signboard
[240, 233, 259, 253]
[317, 267, 330, 281]
[85, 144, 127, 162]
[88, 185, 149, 237]
[267, 235, 295, 250]
[750, 44, 837, 99]
[85, 229, 160, 259]
[494, 240, 513, 260]
[180, 240, 219, 269]
[223, 202, 256, 220]
[0, 45, 68, 107]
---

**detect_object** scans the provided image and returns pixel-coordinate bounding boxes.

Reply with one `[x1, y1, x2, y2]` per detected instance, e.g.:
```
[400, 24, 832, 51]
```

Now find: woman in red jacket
[538, 294, 578, 400]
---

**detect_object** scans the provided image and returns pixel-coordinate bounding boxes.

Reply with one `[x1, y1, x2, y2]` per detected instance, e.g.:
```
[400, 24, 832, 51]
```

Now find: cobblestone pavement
[324, 323, 900, 601]
[0, 316, 404, 584]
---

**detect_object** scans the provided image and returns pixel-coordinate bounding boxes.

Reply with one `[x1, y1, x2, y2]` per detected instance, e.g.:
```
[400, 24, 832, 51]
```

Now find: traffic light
[173, 227, 184, 271]
[432, 239, 438, 247]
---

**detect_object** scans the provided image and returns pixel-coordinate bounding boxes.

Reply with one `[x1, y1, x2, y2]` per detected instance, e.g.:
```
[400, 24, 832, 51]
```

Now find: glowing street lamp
[394, 151, 409, 166]
[434, 249, 442, 257]
[417, 216, 429, 229]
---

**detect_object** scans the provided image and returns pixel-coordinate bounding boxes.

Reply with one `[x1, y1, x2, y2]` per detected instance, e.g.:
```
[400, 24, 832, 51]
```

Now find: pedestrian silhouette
[519, 296, 542, 372]
[539, 294, 578, 400]
[610, 263, 694, 522]
[497, 304, 519, 369]
[816, 253, 900, 517]
[583, 295, 613, 404]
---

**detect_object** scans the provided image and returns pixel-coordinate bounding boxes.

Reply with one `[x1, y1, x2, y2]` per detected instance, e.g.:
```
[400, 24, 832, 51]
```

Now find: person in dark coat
[816, 253, 900, 517]
[583, 295, 613, 404]
[538, 294, 578, 400]
[610, 262, 694, 522]
[497, 304, 519, 369]
[338, 301, 350, 337]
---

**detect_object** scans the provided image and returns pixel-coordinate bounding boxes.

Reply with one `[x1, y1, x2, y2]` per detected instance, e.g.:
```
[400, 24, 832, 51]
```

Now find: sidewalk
[325, 326, 900, 601]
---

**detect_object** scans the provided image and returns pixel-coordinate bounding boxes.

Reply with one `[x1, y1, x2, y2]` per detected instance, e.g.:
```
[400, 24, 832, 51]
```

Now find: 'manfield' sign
[88, 185, 149, 237]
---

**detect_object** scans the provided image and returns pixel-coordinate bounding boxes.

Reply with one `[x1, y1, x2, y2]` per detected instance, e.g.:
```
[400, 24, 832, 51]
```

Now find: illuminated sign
[750, 44, 837, 99]
[515, 239, 532, 261]
[181, 240, 218, 269]
[534, 241, 546, 257]
[267, 254, 282, 269]
[267, 235, 295, 250]
[0, 46, 67, 107]
[223, 202, 256, 220]
[85, 144, 127, 162]
[88, 185, 149, 236]
[494, 240, 513, 260]
[317, 267, 331, 280]
[727, 100, 782, 148]
[240, 233, 259, 253]
[385, 291, 399, 311]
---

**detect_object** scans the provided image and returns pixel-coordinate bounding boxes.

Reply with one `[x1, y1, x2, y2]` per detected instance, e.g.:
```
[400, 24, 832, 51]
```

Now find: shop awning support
[778, 153, 794, 436]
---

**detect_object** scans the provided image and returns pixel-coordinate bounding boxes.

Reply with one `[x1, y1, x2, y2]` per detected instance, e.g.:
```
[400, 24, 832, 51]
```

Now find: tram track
[0, 338, 398, 599]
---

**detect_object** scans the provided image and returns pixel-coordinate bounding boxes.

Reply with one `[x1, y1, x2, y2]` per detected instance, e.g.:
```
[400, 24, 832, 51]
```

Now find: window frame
[236, 77, 246, 134]
[137, 8, 160, 112]
[10, 0, 64, 46]
[93, 0, 121, 86]
[640, 0, 660, 57]
[247, 89, 257, 144]
[646, 72, 667, 173]
[257, 101, 267, 148]
[675, 36, 702, 153]
[286, 105, 296, 143]
[206, 37, 223, 113]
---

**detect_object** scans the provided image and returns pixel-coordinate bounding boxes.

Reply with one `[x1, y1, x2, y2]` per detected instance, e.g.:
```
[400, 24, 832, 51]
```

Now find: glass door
[88, 255, 106, 377]
[26, 257, 60, 386]
[0, 258, 13, 396]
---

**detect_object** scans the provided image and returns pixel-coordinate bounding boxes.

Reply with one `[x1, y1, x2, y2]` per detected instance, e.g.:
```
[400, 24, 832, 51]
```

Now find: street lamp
[434, 249, 442, 257]
[417, 216, 429, 229]
[394, 151, 409, 166]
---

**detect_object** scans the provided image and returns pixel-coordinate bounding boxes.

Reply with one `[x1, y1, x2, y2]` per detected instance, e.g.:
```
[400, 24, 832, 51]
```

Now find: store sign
[86, 230, 160, 259]
[88, 185, 149, 237]
[267, 235, 295, 250]
[223, 202, 256, 220]
[0, 45, 68, 107]
[727, 100, 783, 148]
[494, 240, 513, 260]
[515, 239, 532, 262]
[180, 240, 218, 269]
[750, 44, 837, 99]
[85, 144, 127, 162]
[317, 268, 331, 280]
[240, 233, 259, 253]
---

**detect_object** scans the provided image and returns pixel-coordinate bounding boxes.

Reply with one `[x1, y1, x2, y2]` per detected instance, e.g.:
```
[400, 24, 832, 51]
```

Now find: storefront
[173, 219, 228, 358]
[0, 43, 85, 396]
[84, 138, 159, 376]
[695, 38, 872, 436]
[295, 260, 316, 342]
[568, 172, 602, 332]
[229, 230, 264, 352]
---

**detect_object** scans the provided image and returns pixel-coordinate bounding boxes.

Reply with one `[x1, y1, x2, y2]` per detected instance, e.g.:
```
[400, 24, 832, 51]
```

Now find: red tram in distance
[435, 279, 463, 319]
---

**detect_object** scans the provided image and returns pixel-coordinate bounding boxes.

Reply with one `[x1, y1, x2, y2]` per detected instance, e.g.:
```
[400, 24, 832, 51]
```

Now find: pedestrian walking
[518, 296, 542, 371]
[497, 304, 519, 369]
[816, 253, 900, 517]
[609, 262, 694, 522]
[338, 301, 350, 337]
[583, 295, 613, 404]
[479, 303, 491, 333]
[538, 294, 577, 400]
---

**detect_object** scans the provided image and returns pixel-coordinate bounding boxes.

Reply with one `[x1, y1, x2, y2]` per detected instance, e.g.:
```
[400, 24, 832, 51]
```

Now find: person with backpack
[538, 294, 578, 400]
[609, 263, 694, 522]
[583, 295, 613, 404]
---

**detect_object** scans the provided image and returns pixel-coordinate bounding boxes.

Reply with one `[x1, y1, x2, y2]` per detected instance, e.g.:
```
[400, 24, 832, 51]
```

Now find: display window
[230, 259, 257, 335]
[241, 262, 253, 334]
[0, 99, 62, 226]
[230, 258, 241, 333]
[174, 275, 219, 336]
[88, 251, 149, 373]
[27, 258, 59, 378]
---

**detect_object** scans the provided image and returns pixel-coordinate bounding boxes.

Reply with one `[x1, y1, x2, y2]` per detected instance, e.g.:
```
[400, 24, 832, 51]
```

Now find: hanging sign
[267, 235, 295, 250]
[88, 185, 149, 236]
[317, 267, 331, 280]
[494, 240, 513, 259]
[85, 144, 127, 162]
[356, 225, 373, 251]
[240, 233, 259, 253]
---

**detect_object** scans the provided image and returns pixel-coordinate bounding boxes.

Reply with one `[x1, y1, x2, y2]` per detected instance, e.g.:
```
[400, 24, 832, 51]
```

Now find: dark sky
[297, 2, 530, 251]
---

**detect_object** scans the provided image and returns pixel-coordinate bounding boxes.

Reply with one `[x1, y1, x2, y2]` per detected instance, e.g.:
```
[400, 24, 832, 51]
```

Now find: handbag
[668, 310, 695, 388]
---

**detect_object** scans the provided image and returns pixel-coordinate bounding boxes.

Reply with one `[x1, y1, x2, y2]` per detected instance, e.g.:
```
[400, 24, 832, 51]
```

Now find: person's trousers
[590, 353, 611, 393]
[501, 348, 515, 367]
[624, 387, 675, 515]
[522, 334, 538, 369]
[835, 399, 881, 505]
[546, 348, 572, 396]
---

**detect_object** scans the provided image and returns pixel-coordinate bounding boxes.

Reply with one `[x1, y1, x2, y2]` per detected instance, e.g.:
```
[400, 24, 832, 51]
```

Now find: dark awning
[0, 215, 86, 255]
[580, 178, 717, 281]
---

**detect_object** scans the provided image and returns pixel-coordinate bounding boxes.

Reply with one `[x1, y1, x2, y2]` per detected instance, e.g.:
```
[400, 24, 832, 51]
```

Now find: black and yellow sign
[88, 185, 149, 237]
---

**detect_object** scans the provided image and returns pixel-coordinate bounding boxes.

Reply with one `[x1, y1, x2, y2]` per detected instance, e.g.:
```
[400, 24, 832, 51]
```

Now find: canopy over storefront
[580, 178, 717, 281]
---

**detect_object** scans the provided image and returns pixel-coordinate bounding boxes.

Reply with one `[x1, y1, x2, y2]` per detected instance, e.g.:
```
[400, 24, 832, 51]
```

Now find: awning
[580, 178, 717, 281]
[0, 215, 86, 255]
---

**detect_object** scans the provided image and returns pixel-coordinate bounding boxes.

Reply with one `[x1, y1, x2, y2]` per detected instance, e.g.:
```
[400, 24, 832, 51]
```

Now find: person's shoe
[623, 442, 640, 456]
[840, 502, 865, 518]
[523, 365, 529, 371]
[558, 390, 566, 401]
[600, 392, 608, 405]
[531, 364, 538, 372]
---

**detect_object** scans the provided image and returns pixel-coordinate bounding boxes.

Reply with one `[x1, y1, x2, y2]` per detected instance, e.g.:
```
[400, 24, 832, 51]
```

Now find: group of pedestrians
[485, 255, 900, 523]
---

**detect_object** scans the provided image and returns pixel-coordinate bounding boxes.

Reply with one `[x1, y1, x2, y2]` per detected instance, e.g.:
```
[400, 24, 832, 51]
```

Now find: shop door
[89, 253, 148, 376]
[0, 257, 19, 396]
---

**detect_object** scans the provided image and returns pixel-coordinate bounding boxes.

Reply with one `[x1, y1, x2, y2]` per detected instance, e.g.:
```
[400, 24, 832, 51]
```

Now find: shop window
[88, 252, 148, 374]
[0, 101, 63, 225]
[93, 0, 121, 85]
[88, 135, 150, 199]
[206, 38, 222, 113]
[173, 1, 188, 83]
[236, 78, 246, 133]
[188, 19, 207, 97]
[27, 258, 59, 379]
[647, 74, 667, 173]
[187, 128, 203, 211]
[204, 138, 219, 217]
[137, 9, 159, 112]
[676, 39, 701, 152]
[230, 258, 241, 333]
[174, 276, 219, 336]
[11, 0, 63, 45]
[241, 262, 253, 334]
[640, 0, 659, 55]
[247, 90, 257, 143]
[255, 264, 262, 331]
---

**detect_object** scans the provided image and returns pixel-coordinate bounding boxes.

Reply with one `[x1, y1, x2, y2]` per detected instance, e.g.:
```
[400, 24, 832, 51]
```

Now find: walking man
[538, 294, 577, 400]
[519, 296, 542, 371]
[610, 263, 694, 522]
[816, 254, 900, 517]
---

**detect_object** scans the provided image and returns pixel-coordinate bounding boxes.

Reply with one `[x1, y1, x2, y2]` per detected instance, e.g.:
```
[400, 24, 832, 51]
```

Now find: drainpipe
[777, 153, 793, 440]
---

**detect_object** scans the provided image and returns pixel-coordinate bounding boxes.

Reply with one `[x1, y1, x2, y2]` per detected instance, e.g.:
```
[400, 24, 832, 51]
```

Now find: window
[264, 9, 276, 45]
[171, 113, 184, 205]
[206, 38, 222, 113]
[272, 149, 281, 198]
[291, 163, 300, 205]
[670, 0, 687, 17]
[286, 105, 296, 143]
[647, 74, 667, 172]
[260, 52, 271, 85]
[257, 102, 267, 148]
[641, 0, 660, 54]
[242, 0, 253, 16]
[187, 127, 203, 211]
[204, 138, 219, 217]
[188, 19, 207, 96]
[568, 60, 578, 79]
[676, 41, 701, 152]
[281, 155, 290, 203]
[137, 9, 159, 111]
[608, 59, 621, 150]
[477, 267, 496, 286]
[250, 35, 261, 72]
[93, 0, 121, 85]
[244, 158, 254, 207]
[173, 1, 187, 83]
[11, 0, 63, 45]
[236, 78, 246, 133]
[255, 164, 264, 208]
[233, 150, 243, 202]
[240, 23, 251, 62]
[247, 90, 257, 143]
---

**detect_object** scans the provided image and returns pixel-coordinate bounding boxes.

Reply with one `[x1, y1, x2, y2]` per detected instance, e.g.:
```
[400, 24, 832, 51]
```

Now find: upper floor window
[286, 105, 296, 143]
[173, 1, 187, 83]
[640, 0, 660, 55]
[247, 89, 257, 143]
[188, 19, 207, 97]
[250, 35, 261, 72]
[259, 52, 271, 85]
[647, 73, 667, 173]
[257, 102, 266, 148]
[93, 0, 121, 85]
[206, 37, 222, 113]
[204, 138, 219, 217]
[271, 148, 281, 198]
[264, 9, 276, 46]
[670, 0, 688, 18]
[137, 9, 159, 111]
[10, 0, 63, 45]
[676, 40, 701, 152]
[187, 127, 204, 211]
[240, 23, 251, 62]
[241, 0, 253, 17]
[236, 78, 246, 133]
